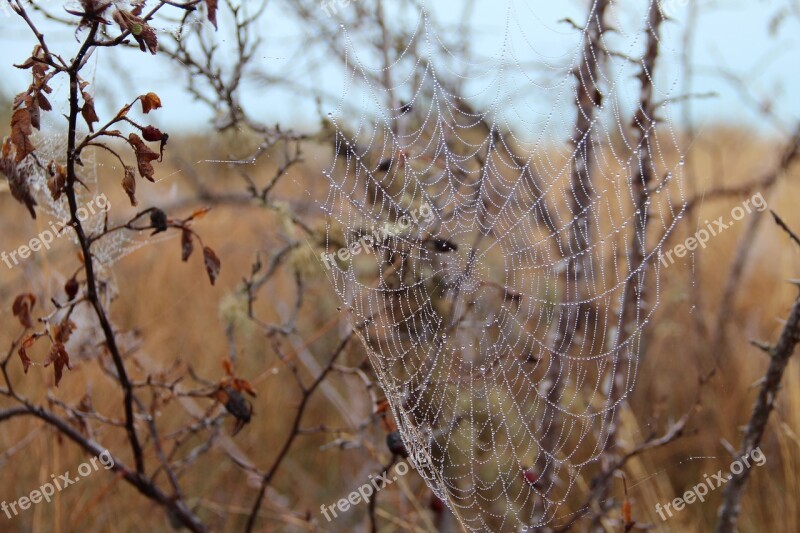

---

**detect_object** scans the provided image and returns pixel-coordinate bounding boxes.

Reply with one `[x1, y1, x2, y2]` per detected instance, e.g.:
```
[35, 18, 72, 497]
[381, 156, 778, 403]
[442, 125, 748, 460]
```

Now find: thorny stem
[65, 21, 147, 476]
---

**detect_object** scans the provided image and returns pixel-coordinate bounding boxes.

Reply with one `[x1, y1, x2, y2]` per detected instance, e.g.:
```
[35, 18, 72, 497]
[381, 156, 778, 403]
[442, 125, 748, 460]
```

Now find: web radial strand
[321, 1, 685, 529]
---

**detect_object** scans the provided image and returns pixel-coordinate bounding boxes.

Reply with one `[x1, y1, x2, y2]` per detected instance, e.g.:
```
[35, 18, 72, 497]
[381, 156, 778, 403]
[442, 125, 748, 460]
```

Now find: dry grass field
[1, 123, 798, 532]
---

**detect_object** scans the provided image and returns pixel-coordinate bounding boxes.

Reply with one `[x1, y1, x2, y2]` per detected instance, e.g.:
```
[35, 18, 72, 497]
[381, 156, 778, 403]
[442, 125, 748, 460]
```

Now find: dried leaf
[203, 246, 221, 286]
[139, 23, 158, 54]
[66, 0, 112, 28]
[140, 92, 162, 114]
[47, 161, 67, 201]
[53, 319, 76, 344]
[12, 293, 36, 328]
[114, 10, 158, 54]
[1, 147, 37, 218]
[45, 343, 71, 387]
[205, 0, 218, 29]
[37, 91, 52, 112]
[122, 166, 137, 206]
[18, 346, 33, 373]
[81, 91, 99, 132]
[188, 206, 211, 221]
[128, 133, 159, 182]
[28, 95, 41, 130]
[10, 107, 35, 162]
[181, 228, 194, 262]
[116, 102, 132, 119]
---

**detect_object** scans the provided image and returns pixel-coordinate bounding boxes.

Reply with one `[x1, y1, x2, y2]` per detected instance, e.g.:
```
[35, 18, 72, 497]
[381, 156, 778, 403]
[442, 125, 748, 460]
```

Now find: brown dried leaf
[18, 346, 33, 374]
[1, 146, 37, 218]
[122, 166, 137, 206]
[189, 206, 211, 221]
[47, 161, 67, 201]
[181, 228, 194, 262]
[139, 23, 158, 54]
[10, 107, 35, 162]
[140, 92, 162, 114]
[128, 133, 159, 182]
[203, 246, 221, 286]
[205, 0, 218, 29]
[45, 343, 71, 387]
[81, 91, 99, 132]
[28, 95, 41, 130]
[12, 293, 36, 328]
[232, 378, 257, 397]
[114, 10, 158, 54]
[116, 102, 132, 119]
[53, 320, 76, 344]
[37, 91, 52, 112]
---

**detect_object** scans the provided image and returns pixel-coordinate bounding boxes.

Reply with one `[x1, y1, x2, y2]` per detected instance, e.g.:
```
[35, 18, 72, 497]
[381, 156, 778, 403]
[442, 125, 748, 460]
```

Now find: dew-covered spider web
[13, 65, 177, 305]
[320, 1, 686, 529]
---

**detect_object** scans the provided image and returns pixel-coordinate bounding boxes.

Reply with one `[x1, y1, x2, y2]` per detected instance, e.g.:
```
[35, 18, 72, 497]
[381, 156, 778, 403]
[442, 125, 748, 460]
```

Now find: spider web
[320, 1, 685, 529]
[19, 65, 177, 305]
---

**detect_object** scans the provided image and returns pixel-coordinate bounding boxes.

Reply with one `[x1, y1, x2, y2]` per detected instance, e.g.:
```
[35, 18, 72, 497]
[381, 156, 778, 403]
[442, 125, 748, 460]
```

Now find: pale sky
[1, 0, 798, 135]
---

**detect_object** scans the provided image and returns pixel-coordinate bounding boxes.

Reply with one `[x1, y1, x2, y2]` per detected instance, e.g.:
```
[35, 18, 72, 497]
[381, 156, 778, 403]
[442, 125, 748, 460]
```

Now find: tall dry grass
[0, 124, 798, 532]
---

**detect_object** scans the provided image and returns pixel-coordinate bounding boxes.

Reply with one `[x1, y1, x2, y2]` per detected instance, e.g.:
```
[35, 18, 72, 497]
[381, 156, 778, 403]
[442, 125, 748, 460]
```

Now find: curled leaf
[44, 343, 71, 387]
[12, 293, 36, 328]
[181, 228, 194, 262]
[114, 10, 158, 54]
[122, 166, 137, 206]
[128, 133, 158, 181]
[1, 142, 37, 218]
[140, 92, 162, 114]
[18, 335, 36, 374]
[231, 377, 257, 397]
[81, 91, 99, 132]
[189, 206, 211, 221]
[47, 161, 67, 201]
[203, 246, 221, 286]
[53, 319, 76, 344]
[116, 102, 132, 119]
[18, 346, 33, 374]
